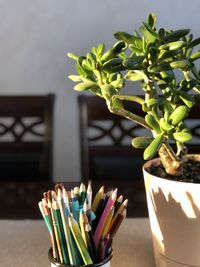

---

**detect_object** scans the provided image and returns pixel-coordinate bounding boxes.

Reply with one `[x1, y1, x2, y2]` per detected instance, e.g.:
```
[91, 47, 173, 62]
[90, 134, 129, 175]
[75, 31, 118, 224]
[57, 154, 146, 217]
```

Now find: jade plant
[68, 13, 200, 178]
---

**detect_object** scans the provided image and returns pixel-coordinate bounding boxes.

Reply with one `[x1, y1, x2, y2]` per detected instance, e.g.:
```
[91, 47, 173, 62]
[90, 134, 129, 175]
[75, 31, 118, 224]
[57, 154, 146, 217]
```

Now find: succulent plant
[68, 13, 200, 177]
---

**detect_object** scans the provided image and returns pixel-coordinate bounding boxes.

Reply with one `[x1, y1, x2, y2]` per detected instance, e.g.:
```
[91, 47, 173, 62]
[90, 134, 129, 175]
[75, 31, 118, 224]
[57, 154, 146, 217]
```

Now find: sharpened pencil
[91, 186, 104, 213]
[94, 189, 117, 248]
[69, 215, 93, 265]
[39, 182, 127, 265]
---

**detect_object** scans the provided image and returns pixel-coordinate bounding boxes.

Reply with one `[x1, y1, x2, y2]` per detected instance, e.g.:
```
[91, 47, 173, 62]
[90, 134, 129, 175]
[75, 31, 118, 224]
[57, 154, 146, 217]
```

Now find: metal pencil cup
[48, 248, 113, 267]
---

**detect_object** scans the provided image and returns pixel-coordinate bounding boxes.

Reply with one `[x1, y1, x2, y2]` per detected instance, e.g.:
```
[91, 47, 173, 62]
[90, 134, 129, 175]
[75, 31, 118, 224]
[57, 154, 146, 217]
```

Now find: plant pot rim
[142, 154, 200, 185]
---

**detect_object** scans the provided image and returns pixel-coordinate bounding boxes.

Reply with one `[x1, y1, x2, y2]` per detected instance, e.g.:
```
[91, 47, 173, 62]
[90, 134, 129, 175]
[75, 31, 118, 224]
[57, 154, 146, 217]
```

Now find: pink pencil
[94, 188, 117, 248]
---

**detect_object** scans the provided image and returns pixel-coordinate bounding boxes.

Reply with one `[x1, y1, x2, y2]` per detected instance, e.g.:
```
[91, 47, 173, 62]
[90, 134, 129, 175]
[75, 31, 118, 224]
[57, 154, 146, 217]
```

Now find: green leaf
[125, 71, 146, 81]
[132, 136, 153, 149]
[123, 56, 144, 70]
[100, 41, 127, 62]
[102, 58, 126, 73]
[170, 60, 188, 69]
[158, 48, 182, 60]
[68, 75, 82, 82]
[114, 32, 138, 44]
[190, 51, 200, 62]
[74, 80, 98, 91]
[158, 28, 165, 39]
[82, 59, 94, 70]
[140, 22, 159, 43]
[76, 63, 86, 77]
[97, 43, 105, 57]
[145, 114, 161, 133]
[148, 63, 171, 73]
[173, 132, 192, 142]
[169, 105, 189, 125]
[159, 118, 174, 131]
[143, 134, 164, 160]
[163, 29, 190, 42]
[147, 13, 157, 29]
[159, 41, 186, 51]
[146, 98, 160, 108]
[179, 91, 195, 108]
[67, 52, 79, 61]
[187, 37, 200, 49]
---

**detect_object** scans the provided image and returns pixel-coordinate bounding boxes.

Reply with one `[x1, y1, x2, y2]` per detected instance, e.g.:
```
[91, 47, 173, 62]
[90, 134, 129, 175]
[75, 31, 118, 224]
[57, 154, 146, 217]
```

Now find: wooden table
[0, 218, 155, 267]
[0, 180, 148, 219]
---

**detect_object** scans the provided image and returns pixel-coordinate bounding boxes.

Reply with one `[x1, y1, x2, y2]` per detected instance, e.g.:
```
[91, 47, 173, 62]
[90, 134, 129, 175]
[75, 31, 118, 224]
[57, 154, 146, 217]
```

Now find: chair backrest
[78, 94, 200, 181]
[0, 94, 54, 181]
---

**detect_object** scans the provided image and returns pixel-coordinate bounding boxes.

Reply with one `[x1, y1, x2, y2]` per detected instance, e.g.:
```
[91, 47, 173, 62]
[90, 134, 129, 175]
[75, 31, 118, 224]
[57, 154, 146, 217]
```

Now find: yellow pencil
[92, 186, 104, 213]
[101, 206, 115, 238]
[69, 215, 93, 265]
[79, 210, 88, 246]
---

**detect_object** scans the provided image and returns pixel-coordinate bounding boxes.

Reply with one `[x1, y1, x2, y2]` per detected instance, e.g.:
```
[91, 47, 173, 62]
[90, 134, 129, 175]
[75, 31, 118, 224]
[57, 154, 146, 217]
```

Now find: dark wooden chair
[0, 94, 54, 181]
[78, 94, 200, 182]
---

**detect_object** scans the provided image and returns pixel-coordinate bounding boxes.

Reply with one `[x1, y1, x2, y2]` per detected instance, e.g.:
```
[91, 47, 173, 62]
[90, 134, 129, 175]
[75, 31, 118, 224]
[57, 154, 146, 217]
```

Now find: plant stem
[158, 142, 182, 176]
[112, 95, 145, 105]
[107, 100, 151, 130]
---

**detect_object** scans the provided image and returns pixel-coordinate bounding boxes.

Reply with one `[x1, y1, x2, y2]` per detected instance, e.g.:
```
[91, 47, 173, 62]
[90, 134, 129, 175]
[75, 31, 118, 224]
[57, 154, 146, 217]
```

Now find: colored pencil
[52, 200, 70, 264]
[85, 222, 97, 262]
[79, 209, 88, 246]
[39, 182, 127, 265]
[101, 206, 115, 238]
[91, 186, 104, 213]
[69, 215, 93, 265]
[94, 189, 117, 248]
[79, 183, 87, 205]
[57, 189, 77, 265]
[110, 208, 127, 238]
[86, 181, 92, 208]
[108, 199, 128, 232]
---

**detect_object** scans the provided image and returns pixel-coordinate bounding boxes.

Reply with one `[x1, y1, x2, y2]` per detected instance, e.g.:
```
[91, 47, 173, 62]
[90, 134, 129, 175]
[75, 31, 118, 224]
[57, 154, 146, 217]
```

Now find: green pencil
[52, 200, 70, 264]
[69, 215, 93, 265]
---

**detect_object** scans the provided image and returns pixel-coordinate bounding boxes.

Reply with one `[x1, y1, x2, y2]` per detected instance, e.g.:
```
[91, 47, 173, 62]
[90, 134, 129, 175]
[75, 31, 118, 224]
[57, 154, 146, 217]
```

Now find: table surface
[0, 218, 155, 267]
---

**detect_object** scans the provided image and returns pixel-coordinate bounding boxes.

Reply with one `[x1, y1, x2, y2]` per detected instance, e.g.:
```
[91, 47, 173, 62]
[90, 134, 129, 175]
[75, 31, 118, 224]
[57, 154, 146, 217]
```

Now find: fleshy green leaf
[173, 132, 192, 142]
[68, 75, 82, 82]
[159, 41, 186, 51]
[132, 136, 153, 149]
[114, 32, 138, 44]
[145, 114, 161, 133]
[163, 29, 190, 42]
[67, 52, 79, 61]
[102, 58, 126, 73]
[169, 105, 189, 125]
[123, 56, 144, 70]
[147, 13, 157, 29]
[143, 134, 164, 160]
[74, 80, 98, 91]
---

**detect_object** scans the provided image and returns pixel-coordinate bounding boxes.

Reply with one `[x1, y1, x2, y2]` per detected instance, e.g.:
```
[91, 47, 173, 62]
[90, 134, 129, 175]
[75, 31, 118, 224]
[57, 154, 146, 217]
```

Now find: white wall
[0, 0, 199, 181]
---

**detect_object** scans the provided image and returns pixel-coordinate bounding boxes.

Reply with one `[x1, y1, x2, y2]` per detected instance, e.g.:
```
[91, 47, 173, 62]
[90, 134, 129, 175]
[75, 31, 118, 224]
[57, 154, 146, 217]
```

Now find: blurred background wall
[0, 0, 199, 181]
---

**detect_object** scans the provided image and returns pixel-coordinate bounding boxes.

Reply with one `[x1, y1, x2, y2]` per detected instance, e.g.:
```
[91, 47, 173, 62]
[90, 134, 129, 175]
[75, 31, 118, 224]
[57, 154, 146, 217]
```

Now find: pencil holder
[48, 248, 113, 267]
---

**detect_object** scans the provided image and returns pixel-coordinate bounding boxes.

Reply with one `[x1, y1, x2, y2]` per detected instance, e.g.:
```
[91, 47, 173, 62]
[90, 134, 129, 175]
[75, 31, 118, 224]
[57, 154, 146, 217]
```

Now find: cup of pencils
[38, 182, 128, 267]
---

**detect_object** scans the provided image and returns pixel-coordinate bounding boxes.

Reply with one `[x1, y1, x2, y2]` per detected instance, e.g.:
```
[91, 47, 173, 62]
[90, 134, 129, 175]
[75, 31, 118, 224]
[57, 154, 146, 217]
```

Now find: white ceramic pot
[143, 155, 200, 267]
